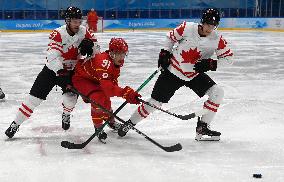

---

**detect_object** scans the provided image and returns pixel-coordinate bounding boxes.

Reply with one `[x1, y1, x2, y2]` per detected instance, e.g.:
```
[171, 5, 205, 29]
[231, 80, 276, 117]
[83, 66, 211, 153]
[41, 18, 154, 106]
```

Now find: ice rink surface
[0, 30, 284, 182]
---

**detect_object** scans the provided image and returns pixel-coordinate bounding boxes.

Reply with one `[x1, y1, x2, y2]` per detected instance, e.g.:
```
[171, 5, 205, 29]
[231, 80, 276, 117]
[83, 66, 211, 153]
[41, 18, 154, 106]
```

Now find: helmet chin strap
[199, 24, 204, 31]
[66, 19, 75, 36]
[109, 52, 122, 67]
[198, 24, 206, 37]
[109, 51, 115, 60]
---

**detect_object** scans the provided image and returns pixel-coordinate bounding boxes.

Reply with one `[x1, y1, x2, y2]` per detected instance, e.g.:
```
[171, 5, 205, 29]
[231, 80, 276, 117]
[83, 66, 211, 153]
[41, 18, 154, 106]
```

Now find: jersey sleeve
[100, 80, 123, 97]
[215, 35, 234, 65]
[84, 29, 100, 54]
[46, 30, 64, 72]
[163, 21, 187, 52]
[85, 28, 97, 41]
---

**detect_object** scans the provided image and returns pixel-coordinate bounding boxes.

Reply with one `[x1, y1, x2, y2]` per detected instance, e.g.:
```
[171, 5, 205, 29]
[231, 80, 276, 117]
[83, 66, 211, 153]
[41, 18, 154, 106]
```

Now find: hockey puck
[253, 174, 262, 178]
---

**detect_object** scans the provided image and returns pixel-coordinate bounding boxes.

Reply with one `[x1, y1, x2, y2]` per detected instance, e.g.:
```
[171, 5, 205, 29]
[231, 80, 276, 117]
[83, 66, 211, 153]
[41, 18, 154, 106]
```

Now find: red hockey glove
[158, 49, 173, 70]
[122, 86, 141, 105]
[193, 58, 217, 72]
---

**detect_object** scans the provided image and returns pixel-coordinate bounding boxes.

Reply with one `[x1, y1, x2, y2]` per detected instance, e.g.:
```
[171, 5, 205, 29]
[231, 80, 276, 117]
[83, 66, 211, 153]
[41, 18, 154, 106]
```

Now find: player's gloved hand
[79, 38, 94, 57]
[57, 69, 70, 77]
[122, 86, 141, 105]
[193, 58, 217, 72]
[158, 49, 173, 70]
[56, 69, 73, 87]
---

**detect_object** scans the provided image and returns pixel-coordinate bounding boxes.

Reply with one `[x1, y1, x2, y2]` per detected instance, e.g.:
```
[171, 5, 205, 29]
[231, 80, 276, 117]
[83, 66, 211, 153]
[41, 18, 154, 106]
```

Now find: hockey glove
[56, 69, 73, 87]
[158, 49, 173, 70]
[193, 58, 217, 72]
[122, 86, 141, 105]
[79, 38, 94, 57]
[57, 69, 70, 77]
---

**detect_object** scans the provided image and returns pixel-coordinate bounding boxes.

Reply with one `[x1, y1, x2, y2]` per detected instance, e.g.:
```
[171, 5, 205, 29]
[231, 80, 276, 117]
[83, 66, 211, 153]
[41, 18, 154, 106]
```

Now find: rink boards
[0, 18, 284, 32]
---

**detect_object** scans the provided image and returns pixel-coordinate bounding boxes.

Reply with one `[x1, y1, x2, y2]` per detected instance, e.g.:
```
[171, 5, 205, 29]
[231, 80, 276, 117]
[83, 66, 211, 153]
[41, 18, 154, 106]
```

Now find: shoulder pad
[49, 30, 62, 43]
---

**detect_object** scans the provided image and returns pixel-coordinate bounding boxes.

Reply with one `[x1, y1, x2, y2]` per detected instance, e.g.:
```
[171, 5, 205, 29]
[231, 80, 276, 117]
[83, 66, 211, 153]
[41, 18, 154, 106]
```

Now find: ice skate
[195, 117, 221, 141]
[62, 113, 71, 130]
[5, 121, 20, 138]
[0, 88, 5, 100]
[106, 115, 122, 131]
[118, 120, 135, 137]
[95, 128, 107, 144]
[107, 120, 122, 132]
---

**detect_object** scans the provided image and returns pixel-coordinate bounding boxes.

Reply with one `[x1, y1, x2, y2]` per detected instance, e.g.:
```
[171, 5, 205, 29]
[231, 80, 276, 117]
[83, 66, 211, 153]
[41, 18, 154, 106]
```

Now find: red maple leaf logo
[217, 36, 227, 50]
[180, 48, 201, 64]
[62, 46, 78, 60]
[176, 22, 186, 36]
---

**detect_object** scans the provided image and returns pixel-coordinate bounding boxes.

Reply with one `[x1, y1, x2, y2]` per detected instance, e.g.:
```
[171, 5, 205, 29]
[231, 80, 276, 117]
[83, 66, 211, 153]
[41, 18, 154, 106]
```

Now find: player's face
[69, 19, 82, 33]
[201, 23, 216, 36]
[112, 51, 127, 66]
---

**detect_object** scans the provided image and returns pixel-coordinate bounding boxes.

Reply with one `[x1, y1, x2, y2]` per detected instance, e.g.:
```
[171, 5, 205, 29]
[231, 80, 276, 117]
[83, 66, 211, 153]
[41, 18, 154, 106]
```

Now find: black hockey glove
[158, 49, 173, 70]
[57, 69, 70, 77]
[193, 58, 217, 73]
[79, 38, 94, 57]
[56, 69, 73, 88]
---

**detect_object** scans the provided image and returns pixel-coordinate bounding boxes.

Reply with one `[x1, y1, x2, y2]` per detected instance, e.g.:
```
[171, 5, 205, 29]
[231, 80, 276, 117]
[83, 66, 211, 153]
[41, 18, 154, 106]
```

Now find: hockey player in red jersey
[5, 7, 100, 138]
[72, 37, 141, 141]
[118, 8, 234, 141]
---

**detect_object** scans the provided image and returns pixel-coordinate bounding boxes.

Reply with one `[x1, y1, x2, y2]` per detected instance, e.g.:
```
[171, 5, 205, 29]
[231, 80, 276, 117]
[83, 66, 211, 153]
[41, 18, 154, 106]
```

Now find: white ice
[0, 30, 284, 182]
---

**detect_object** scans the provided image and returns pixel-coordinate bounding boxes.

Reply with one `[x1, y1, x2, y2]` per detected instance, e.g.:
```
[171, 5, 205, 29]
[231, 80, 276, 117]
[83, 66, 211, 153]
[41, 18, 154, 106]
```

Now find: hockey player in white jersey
[0, 87, 5, 100]
[5, 7, 100, 138]
[118, 8, 233, 141]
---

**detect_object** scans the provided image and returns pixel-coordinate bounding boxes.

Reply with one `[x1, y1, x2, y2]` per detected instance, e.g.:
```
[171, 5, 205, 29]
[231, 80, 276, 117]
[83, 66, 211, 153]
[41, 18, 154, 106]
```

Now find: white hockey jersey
[163, 21, 233, 81]
[46, 25, 99, 73]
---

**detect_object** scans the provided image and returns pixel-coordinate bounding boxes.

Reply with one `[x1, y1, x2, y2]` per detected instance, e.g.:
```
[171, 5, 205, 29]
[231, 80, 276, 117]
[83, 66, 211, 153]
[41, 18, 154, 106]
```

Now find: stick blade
[163, 143, 182, 152]
[61, 140, 85, 149]
[179, 113, 195, 120]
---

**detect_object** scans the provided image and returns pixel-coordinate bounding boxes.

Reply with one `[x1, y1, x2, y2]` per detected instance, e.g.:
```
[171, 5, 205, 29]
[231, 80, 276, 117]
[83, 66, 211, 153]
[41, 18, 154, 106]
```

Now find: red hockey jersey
[74, 51, 123, 97]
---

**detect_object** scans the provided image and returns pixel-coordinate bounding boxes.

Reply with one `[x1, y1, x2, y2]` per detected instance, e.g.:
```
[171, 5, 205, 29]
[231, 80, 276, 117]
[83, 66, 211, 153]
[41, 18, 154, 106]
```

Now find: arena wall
[0, 18, 283, 32]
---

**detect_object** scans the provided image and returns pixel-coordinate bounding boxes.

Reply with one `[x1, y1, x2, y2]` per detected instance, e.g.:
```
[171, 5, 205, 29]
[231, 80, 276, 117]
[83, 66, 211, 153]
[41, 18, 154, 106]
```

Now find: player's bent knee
[207, 85, 224, 102]
[63, 92, 78, 103]
[149, 97, 163, 107]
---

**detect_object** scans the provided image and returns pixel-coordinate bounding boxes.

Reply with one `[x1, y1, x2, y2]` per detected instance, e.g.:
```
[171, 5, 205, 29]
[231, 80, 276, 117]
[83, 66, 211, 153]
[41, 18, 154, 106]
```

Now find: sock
[129, 98, 163, 125]
[14, 95, 43, 125]
[62, 92, 78, 115]
[201, 84, 224, 124]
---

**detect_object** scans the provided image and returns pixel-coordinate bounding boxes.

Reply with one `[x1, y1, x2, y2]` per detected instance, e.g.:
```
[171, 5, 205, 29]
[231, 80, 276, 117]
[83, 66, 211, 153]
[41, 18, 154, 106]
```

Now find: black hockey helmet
[64, 6, 82, 20]
[201, 8, 220, 26]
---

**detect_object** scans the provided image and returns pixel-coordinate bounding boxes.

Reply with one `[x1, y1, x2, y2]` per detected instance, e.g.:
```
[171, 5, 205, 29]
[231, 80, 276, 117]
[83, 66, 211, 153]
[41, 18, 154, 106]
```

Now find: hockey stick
[61, 68, 168, 148]
[61, 68, 161, 149]
[138, 98, 208, 120]
[61, 85, 182, 152]
[110, 67, 162, 116]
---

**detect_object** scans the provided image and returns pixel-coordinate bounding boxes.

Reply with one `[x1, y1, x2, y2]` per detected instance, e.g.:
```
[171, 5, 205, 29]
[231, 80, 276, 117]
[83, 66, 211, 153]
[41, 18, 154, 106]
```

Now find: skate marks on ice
[0, 96, 24, 105]
[0, 31, 284, 181]
[3, 125, 95, 156]
[178, 138, 284, 181]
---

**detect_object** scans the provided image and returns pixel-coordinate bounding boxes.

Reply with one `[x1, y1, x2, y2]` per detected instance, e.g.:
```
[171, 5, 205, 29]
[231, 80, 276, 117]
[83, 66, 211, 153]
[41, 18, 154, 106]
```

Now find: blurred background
[0, 0, 282, 20]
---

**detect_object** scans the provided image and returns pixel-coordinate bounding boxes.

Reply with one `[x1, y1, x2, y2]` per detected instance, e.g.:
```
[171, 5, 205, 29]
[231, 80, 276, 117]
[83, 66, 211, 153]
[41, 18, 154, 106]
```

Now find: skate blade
[195, 134, 220, 141]
[0, 98, 6, 102]
[111, 129, 118, 133]
[98, 138, 107, 144]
